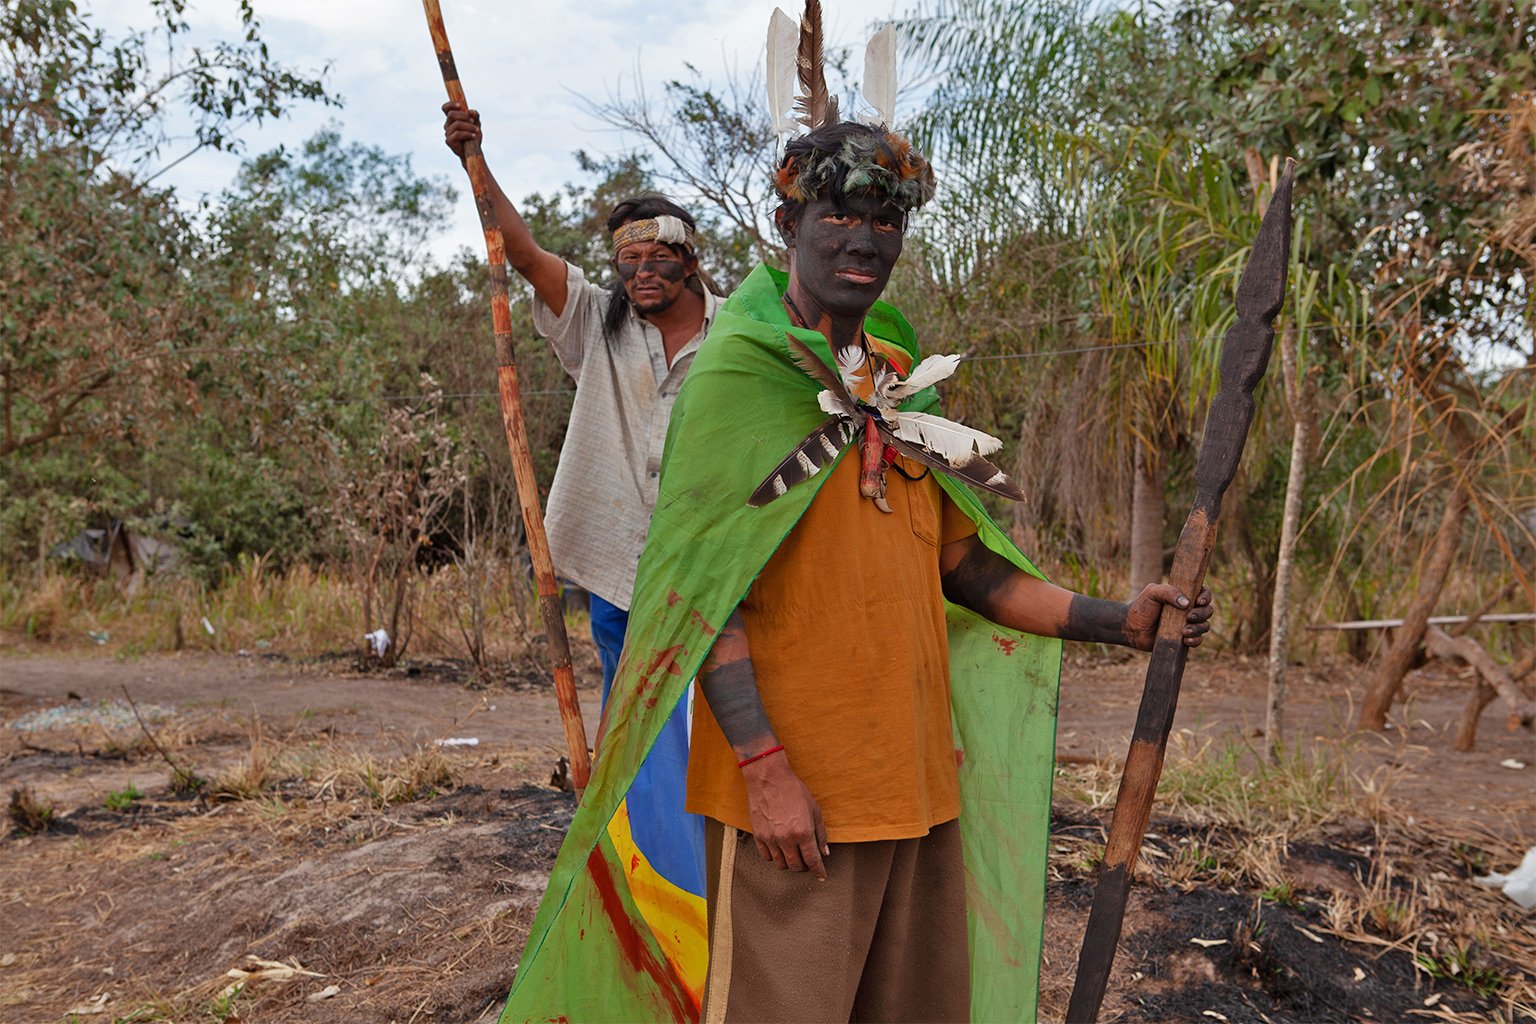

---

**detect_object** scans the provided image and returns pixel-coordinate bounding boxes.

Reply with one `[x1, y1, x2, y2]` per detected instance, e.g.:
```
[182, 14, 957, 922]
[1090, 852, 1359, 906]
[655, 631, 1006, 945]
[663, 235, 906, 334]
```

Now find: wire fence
[379, 324, 1363, 402]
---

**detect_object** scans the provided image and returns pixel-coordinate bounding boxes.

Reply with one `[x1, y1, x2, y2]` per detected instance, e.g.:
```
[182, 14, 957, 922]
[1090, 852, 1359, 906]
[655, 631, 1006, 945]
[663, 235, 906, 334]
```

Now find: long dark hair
[602, 192, 701, 340]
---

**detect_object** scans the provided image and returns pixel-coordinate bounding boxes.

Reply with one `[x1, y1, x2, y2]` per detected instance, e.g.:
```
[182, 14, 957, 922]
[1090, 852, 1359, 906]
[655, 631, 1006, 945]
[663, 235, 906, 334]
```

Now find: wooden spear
[1066, 158, 1296, 1023]
[420, 0, 591, 796]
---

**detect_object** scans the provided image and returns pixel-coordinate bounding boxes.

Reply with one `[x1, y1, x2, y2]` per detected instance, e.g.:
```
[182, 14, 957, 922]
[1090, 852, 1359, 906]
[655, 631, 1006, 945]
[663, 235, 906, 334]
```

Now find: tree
[894, 0, 1530, 679]
[0, 0, 333, 458]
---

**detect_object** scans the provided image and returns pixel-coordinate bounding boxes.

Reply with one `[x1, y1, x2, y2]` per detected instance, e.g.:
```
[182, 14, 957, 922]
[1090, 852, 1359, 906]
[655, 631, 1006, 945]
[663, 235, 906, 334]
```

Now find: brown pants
[700, 818, 969, 1024]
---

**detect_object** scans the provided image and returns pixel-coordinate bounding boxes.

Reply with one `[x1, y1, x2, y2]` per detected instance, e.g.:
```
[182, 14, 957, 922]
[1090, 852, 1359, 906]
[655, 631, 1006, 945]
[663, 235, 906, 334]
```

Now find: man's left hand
[1123, 585, 1214, 650]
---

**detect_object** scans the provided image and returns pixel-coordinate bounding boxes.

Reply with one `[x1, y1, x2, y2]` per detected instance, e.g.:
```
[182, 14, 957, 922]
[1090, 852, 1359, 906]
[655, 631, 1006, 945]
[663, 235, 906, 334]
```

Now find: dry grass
[0, 558, 552, 666]
[207, 717, 278, 802]
[1054, 728, 1403, 835]
[1333, 826, 1536, 1020]
[1053, 735, 1536, 1017]
[0, 725, 502, 1023]
[167, 716, 467, 811]
[310, 744, 457, 808]
[7, 786, 56, 834]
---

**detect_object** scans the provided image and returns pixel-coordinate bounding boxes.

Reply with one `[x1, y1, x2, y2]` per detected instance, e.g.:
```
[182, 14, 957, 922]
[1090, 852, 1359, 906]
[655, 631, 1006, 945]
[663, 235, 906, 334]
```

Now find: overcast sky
[95, 0, 905, 262]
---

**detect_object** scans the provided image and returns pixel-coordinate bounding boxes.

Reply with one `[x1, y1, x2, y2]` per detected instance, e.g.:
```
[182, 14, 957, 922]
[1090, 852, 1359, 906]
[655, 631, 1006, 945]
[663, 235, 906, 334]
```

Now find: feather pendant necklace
[752, 297, 1023, 510]
[779, 296, 896, 513]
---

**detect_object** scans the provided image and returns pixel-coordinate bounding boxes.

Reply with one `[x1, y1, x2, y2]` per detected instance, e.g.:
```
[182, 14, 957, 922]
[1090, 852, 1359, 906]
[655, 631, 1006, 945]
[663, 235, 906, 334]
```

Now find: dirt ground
[2, 646, 1532, 1023]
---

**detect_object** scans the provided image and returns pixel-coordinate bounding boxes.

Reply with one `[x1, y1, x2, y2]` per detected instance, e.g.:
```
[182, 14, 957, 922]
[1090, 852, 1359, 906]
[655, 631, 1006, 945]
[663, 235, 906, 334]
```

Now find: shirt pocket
[906, 469, 940, 547]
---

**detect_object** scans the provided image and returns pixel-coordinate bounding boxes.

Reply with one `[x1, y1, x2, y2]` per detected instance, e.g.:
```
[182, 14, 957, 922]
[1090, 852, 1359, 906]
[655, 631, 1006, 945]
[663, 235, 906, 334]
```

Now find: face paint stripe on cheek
[615, 260, 687, 283]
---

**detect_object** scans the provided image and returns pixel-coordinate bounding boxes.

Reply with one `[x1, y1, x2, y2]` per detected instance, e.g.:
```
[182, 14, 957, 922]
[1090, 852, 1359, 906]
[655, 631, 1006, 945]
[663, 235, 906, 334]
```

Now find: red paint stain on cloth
[644, 645, 686, 677]
[992, 633, 1019, 656]
[584, 846, 700, 1021]
[666, 589, 682, 607]
[688, 609, 716, 637]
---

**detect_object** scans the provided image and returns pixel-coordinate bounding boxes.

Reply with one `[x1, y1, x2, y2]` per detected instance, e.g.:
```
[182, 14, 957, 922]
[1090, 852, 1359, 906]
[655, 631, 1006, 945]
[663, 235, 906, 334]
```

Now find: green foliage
[890, 0, 1531, 643]
[4, 0, 1527, 661]
[0, 0, 336, 460]
[1415, 943, 1506, 999]
[205, 983, 243, 1023]
[0, 0, 506, 583]
[1259, 881, 1300, 908]
[104, 784, 144, 811]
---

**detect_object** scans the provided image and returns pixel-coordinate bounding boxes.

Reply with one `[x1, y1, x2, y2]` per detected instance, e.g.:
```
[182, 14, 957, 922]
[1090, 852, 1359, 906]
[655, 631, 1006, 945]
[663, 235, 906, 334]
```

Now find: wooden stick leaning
[1066, 159, 1296, 1023]
[420, 0, 591, 796]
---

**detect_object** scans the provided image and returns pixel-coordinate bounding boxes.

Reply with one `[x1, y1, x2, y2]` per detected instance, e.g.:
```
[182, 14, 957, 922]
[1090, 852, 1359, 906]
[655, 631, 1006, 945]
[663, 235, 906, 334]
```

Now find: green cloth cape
[500, 264, 1063, 1023]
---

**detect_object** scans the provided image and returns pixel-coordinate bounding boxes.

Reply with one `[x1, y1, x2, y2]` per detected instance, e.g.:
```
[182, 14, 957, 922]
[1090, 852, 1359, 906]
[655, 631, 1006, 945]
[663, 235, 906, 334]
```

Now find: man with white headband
[443, 103, 718, 901]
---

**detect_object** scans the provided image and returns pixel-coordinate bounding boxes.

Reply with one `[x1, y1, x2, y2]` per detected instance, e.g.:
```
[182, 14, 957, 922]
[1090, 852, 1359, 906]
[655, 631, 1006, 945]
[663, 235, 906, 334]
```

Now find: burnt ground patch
[1131, 887, 1450, 1021]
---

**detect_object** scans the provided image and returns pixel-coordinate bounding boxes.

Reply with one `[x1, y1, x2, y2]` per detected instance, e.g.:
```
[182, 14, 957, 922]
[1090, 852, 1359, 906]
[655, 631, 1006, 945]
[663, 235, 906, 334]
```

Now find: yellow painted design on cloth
[606, 801, 709, 1006]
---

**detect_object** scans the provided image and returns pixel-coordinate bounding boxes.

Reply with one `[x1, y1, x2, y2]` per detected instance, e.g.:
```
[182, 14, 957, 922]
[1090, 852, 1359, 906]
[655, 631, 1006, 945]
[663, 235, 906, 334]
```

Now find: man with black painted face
[441, 103, 718, 903]
[651, 120, 1214, 1021]
[778, 191, 907, 341]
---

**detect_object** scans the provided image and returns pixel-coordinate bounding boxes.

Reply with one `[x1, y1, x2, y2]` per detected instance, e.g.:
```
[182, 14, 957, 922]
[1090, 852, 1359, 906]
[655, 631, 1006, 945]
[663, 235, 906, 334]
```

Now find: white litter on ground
[1474, 846, 1536, 909]
[364, 629, 390, 657]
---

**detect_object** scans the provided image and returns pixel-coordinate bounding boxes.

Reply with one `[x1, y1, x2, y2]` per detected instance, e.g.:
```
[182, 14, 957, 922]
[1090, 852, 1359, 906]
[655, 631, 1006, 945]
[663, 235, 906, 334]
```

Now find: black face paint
[784, 192, 905, 322]
[615, 258, 687, 283]
[613, 241, 694, 315]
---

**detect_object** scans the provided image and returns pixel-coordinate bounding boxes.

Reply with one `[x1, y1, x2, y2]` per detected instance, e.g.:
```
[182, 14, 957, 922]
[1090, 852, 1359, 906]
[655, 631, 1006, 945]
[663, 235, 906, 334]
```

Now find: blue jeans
[587, 591, 706, 896]
[589, 591, 629, 707]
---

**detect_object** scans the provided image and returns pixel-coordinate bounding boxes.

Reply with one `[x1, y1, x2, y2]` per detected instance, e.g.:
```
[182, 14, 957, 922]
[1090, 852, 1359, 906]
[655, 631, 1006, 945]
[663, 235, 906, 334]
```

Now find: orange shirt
[685, 451, 979, 842]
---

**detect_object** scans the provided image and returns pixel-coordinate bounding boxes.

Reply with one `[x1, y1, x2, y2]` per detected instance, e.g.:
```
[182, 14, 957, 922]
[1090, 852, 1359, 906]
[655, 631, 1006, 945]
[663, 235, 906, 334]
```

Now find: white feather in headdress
[817, 388, 855, 418]
[861, 25, 898, 127]
[766, 9, 800, 137]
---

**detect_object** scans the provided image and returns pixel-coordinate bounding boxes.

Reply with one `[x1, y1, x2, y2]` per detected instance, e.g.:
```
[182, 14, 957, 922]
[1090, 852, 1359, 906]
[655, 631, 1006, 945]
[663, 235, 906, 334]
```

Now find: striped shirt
[533, 261, 719, 609]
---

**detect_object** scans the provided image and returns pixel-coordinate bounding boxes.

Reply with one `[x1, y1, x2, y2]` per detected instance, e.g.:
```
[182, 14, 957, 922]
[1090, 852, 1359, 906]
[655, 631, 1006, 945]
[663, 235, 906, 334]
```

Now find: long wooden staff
[1066, 158, 1296, 1023]
[420, 0, 591, 796]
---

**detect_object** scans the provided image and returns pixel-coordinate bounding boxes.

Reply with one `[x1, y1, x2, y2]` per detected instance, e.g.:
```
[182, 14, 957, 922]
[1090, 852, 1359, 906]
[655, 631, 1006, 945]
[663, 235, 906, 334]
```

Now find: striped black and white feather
[748, 415, 858, 507]
[754, 336, 1025, 506]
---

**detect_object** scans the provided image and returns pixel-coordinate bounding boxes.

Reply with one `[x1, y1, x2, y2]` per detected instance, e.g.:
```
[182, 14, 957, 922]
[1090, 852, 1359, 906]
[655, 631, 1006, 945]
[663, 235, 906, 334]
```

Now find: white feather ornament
[886, 409, 1003, 466]
[862, 25, 898, 127]
[817, 389, 856, 418]
[871, 366, 902, 406]
[766, 9, 800, 137]
[836, 345, 868, 391]
[884, 352, 963, 401]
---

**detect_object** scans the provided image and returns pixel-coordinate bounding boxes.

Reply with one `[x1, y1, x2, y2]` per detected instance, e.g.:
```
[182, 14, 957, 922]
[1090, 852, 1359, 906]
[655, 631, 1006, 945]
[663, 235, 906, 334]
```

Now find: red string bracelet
[737, 745, 784, 768]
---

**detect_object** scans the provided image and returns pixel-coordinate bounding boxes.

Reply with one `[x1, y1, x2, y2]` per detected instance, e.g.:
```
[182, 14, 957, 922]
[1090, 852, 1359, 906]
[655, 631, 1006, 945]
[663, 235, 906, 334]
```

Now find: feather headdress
[861, 25, 897, 128]
[767, 3, 934, 211]
[768, 2, 898, 135]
